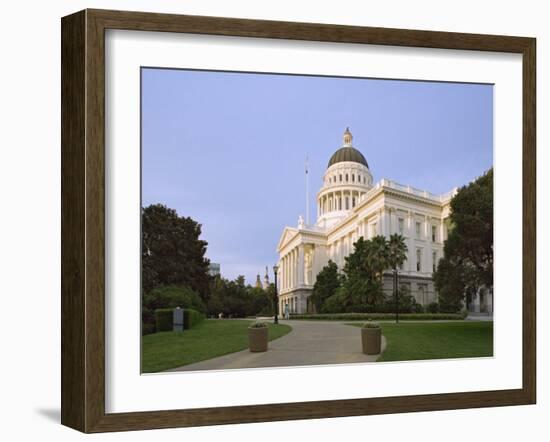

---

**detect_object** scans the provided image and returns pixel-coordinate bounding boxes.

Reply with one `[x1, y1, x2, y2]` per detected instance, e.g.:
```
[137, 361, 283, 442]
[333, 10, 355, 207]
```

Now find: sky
[141, 68, 493, 285]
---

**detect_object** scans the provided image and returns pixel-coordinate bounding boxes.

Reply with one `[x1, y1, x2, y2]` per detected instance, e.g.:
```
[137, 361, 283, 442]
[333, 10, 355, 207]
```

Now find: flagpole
[305, 155, 309, 225]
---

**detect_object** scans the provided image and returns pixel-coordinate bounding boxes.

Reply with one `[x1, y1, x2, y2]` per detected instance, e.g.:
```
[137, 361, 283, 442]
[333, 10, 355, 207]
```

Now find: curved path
[167, 320, 386, 372]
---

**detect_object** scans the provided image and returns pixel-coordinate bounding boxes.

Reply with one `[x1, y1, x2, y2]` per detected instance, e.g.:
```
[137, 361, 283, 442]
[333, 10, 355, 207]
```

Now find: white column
[295, 248, 299, 287]
[297, 245, 305, 286]
[282, 256, 286, 290]
[288, 251, 293, 290]
[292, 249, 297, 289]
[473, 288, 481, 313]
[407, 211, 414, 271]
[286, 253, 290, 290]
[424, 215, 430, 239]
[487, 290, 493, 314]
[384, 208, 391, 237]
[283, 255, 287, 290]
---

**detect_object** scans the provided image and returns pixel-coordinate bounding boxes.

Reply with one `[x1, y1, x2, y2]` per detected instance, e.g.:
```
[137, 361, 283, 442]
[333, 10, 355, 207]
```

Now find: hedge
[183, 308, 205, 329]
[288, 312, 467, 321]
[154, 307, 206, 332]
[154, 308, 174, 332]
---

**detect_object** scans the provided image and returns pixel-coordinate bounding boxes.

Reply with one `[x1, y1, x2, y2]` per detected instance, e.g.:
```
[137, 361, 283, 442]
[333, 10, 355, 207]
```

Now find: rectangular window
[416, 248, 422, 271]
[370, 223, 377, 238]
[432, 225, 437, 242]
[398, 218, 404, 235]
[415, 221, 421, 238]
[432, 251, 437, 272]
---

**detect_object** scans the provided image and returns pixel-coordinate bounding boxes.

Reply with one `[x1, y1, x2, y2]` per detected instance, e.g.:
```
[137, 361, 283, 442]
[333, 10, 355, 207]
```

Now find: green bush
[289, 312, 466, 321]
[142, 306, 155, 334]
[427, 302, 440, 313]
[142, 322, 156, 336]
[154, 308, 173, 332]
[322, 292, 346, 313]
[183, 308, 205, 329]
[144, 285, 205, 313]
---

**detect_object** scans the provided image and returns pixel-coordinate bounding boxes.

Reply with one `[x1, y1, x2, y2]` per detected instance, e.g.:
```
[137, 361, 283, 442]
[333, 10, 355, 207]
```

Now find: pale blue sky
[141, 68, 493, 284]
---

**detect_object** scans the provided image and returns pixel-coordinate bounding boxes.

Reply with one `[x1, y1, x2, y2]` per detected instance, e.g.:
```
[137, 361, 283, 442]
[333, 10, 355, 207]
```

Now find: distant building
[255, 267, 271, 289]
[208, 262, 220, 277]
[275, 128, 487, 314]
[263, 266, 270, 289]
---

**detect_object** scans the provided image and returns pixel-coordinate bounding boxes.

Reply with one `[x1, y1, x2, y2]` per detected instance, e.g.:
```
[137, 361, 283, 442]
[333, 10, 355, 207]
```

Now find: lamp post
[273, 264, 279, 324]
[394, 267, 399, 324]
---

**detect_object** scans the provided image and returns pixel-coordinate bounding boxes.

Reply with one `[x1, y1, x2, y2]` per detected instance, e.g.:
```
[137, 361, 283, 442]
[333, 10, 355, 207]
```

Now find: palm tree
[387, 234, 408, 322]
[388, 234, 408, 270]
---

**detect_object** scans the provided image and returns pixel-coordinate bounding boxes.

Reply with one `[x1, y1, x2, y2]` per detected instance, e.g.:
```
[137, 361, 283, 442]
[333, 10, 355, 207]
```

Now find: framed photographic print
[61, 9, 536, 433]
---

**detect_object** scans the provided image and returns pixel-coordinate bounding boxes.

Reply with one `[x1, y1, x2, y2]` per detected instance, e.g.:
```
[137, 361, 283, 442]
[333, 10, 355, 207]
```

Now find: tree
[339, 236, 390, 309]
[387, 233, 408, 320]
[142, 204, 210, 300]
[434, 169, 493, 311]
[143, 285, 205, 313]
[206, 275, 273, 317]
[310, 260, 340, 312]
[387, 234, 408, 271]
[263, 283, 277, 316]
[142, 285, 206, 333]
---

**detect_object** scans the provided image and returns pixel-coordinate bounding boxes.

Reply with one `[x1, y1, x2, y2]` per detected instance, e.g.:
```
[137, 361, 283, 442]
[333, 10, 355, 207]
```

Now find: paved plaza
[167, 320, 385, 372]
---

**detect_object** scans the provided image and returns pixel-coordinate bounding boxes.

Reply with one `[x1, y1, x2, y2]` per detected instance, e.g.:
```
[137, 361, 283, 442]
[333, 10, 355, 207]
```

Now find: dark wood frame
[61, 8, 536, 433]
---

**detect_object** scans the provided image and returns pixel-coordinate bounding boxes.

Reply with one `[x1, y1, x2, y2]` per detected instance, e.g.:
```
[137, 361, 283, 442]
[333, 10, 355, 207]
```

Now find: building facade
[276, 128, 460, 314]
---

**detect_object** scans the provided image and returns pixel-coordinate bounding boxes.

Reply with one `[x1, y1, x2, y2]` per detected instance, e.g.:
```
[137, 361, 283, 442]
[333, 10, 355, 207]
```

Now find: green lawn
[142, 319, 292, 372]
[347, 321, 493, 362]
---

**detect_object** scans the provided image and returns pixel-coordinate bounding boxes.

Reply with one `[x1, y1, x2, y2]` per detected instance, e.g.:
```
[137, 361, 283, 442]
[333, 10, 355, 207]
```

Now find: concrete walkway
[167, 320, 386, 372]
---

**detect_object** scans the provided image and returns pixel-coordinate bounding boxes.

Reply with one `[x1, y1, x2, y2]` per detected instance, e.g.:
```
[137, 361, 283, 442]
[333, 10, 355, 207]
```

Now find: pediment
[277, 227, 298, 251]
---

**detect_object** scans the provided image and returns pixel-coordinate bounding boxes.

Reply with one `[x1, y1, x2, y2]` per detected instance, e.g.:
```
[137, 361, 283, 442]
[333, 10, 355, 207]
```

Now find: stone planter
[248, 326, 268, 352]
[361, 326, 382, 355]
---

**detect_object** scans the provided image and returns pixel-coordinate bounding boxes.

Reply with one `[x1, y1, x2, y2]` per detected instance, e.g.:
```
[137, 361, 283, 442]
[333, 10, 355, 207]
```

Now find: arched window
[345, 174, 349, 182]
[352, 174, 355, 182]
[339, 174, 342, 182]
[352, 197, 356, 207]
[345, 197, 349, 210]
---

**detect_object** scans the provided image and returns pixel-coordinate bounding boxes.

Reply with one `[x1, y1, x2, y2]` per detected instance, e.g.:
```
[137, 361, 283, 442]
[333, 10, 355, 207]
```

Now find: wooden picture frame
[61, 8, 536, 433]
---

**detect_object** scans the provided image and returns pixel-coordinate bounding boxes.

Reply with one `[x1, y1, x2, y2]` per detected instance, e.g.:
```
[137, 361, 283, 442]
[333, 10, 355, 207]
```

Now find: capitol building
[276, 128, 458, 314]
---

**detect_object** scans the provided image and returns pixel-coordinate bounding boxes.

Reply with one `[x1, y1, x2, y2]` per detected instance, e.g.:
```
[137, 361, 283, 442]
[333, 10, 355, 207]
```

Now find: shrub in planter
[248, 322, 268, 352]
[361, 322, 382, 355]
